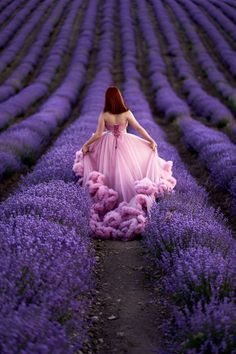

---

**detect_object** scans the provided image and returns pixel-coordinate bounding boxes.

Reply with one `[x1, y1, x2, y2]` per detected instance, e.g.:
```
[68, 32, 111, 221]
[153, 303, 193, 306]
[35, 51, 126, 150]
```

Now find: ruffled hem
[72, 149, 176, 241]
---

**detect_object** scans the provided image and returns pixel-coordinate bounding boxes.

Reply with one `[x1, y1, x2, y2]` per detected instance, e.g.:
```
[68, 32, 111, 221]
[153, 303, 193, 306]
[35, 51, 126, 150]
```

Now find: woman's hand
[150, 140, 158, 151]
[82, 144, 89, 154]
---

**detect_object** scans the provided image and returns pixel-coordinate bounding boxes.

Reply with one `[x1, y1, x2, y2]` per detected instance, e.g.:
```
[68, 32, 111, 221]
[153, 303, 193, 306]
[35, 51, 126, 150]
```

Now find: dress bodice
[104, 119, 128, 133]
[104, 120, 128, 149]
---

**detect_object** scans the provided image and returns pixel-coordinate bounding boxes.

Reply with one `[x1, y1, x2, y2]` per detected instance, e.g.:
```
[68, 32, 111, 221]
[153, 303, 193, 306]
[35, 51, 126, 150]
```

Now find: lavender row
[0, 0, 98, 181]
[136, 0, 236, 209]
[0, 0, 117, 350]
[0, 191, 94, 353]
[223, 0, 236, 8]
[19, 0, 115, 192]
[0, 0, 12, 13]
[142, 0, 236, 211]
[0, 0, 71, 103]
[135, 0, 192, 121]
[177, 0, 236, 77]
[150, 0, 235, 130]
[0, 0, 26, 27]
[0, 0, 77, 128]
[0, 0, 50, 52]
[166, 0, 236, 114]
[179, 117, 236, 216]
[209, 0, 236, 25]
[193, 0, 236, 42]
[121, 0, 236, 352]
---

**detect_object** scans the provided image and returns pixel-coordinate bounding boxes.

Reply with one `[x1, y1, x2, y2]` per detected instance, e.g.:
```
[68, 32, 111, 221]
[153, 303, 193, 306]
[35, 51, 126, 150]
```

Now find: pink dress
[72, 119, 177, 241]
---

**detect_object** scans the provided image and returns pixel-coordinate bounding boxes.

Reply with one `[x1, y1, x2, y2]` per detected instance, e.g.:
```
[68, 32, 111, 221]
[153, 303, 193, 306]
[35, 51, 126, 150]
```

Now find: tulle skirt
[73, 131, 177, 240]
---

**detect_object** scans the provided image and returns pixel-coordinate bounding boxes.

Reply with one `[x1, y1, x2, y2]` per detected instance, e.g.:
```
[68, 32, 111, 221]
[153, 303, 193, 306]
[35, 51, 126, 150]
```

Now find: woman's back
[103, 110, 129, 126]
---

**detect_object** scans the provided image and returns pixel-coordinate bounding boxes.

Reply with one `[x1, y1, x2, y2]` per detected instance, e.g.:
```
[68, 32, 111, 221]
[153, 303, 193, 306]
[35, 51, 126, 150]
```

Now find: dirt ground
[80, 237, 170, 354]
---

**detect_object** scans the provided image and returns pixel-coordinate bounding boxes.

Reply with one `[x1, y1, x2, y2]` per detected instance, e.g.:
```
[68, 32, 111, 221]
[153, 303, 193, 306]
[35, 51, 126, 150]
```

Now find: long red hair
[103, 86, 129, 114]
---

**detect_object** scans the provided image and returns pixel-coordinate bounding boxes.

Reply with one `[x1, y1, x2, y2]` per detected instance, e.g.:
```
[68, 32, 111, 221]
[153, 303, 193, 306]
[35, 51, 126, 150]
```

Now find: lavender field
[0, 0, 236, 353]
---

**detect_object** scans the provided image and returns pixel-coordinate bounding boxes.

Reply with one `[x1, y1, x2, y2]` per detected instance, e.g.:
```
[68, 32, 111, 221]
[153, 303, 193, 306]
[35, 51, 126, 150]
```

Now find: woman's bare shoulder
[103, 110, 130, 124]
[126, 109, 135, 120]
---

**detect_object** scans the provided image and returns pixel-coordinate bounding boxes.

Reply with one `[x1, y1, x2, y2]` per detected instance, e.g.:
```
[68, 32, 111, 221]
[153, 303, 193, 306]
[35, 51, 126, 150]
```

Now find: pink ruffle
[86, 171, 154, 241]
[72, 150, 84, 185]
[73, 149, 176, 241]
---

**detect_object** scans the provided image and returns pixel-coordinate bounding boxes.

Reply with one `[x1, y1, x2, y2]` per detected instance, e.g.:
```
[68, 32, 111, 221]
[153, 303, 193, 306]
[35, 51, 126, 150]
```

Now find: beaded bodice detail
[104, 120, 128, 148]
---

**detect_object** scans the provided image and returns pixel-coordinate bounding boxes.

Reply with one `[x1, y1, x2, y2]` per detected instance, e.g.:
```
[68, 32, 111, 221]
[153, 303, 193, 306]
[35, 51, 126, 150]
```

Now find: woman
[73, 86, 176, 240]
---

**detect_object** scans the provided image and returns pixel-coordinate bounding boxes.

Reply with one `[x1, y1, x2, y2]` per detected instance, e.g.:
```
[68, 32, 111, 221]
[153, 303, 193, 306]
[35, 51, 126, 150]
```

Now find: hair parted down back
[103, 86, 129, 114]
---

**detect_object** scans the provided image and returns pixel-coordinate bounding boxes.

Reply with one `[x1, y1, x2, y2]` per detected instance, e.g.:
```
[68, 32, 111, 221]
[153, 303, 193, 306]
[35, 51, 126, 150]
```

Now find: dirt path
[81, 238, 169, 354]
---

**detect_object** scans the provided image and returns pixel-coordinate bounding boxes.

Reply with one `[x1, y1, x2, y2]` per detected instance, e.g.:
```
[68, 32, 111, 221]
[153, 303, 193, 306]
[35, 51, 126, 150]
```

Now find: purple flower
[171, 296, 236, 353]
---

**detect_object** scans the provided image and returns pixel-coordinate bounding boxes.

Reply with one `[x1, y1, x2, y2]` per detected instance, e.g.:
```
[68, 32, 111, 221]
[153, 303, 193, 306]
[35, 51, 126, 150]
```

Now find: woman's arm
[127, 110, 157, 148]
[83, 132, 102, 147]
[82, 112, 105, 153]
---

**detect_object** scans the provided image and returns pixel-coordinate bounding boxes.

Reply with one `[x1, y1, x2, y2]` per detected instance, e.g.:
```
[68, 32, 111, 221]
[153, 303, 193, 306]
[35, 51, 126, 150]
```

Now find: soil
[80, 238, 169, 354]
